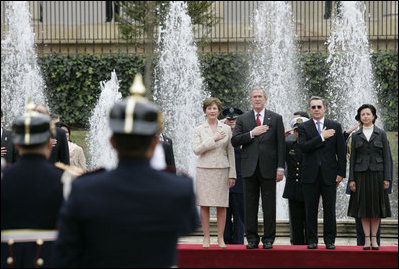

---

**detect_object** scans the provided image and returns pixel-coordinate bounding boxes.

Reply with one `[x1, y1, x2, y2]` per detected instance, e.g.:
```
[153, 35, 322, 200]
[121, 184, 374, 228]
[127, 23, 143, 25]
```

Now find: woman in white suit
[193, 97, 236, 248]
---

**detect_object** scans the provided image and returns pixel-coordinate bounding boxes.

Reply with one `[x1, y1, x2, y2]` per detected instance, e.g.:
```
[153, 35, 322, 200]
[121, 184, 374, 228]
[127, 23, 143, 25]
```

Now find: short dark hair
[56, 122, 71, 136]
[293, 111, 309, 118]
[355, 104, 377, 123]
[112, 133, 154, 156]
[202, 97, 222, 113]
[309, 96, 325, 107]
[51, 113, 60, 121]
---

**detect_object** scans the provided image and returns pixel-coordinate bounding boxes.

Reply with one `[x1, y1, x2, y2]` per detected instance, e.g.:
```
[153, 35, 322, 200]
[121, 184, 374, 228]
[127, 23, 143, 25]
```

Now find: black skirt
[347, 170, 391, 218]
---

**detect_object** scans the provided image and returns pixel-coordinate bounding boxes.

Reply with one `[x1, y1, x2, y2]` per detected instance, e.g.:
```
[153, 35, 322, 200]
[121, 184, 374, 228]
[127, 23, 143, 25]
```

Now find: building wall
[1, 1, 397, 54]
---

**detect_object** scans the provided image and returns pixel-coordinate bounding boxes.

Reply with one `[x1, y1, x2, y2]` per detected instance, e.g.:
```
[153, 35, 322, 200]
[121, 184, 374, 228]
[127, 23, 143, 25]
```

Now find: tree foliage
[115, 1, 216, 41]
[114, 1, 216, 96]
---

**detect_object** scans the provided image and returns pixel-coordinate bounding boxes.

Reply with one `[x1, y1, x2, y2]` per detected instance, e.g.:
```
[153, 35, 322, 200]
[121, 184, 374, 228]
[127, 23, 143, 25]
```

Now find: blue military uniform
[222, 107, 245, 244]
[1, 101, 64, 268]
[282, 117, 308, 245]
[54, 74, 199, 268]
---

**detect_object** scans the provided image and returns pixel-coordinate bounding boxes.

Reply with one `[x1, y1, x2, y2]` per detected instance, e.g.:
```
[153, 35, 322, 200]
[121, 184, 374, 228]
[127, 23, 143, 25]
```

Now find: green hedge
[39, 54, 145, 126]
[38, 50, 398, 130]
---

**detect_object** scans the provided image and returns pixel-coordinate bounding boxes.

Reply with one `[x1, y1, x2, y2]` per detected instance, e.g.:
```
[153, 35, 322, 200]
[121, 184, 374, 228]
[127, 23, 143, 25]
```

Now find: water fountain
[1, 1, 47, 127]
[249, 1, 305, 220]
[326, 1, 380, 131]
[326, 1, 396, 219]
[87, 71, 121, 170]
[153, 1, 209, 178]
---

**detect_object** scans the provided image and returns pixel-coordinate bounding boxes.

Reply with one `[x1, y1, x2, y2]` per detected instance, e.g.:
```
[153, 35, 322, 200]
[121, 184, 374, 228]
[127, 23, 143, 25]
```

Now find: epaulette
[54, 162, 84, 177]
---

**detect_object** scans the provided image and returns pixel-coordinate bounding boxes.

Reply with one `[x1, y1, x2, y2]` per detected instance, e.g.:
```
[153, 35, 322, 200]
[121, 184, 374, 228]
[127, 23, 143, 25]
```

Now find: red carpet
[178, 244, 398, 268]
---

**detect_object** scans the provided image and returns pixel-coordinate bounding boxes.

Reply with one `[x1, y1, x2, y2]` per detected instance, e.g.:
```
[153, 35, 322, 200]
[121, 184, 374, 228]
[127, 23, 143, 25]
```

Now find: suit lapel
[263, 109, 271, 125]
[368, 126, 379, 143]
[204, 121, 213, 138]
[249, 110, 257, 128]
[308, 119, 319, 137]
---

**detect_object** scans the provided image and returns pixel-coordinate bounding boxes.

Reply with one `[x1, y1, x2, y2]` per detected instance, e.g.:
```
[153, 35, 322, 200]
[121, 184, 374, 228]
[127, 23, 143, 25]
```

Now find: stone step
[193, 219, 398, 238]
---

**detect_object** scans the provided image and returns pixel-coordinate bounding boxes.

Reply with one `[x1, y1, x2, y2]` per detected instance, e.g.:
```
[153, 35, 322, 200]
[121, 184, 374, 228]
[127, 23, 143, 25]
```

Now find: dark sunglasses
[311, 105, 323, 110]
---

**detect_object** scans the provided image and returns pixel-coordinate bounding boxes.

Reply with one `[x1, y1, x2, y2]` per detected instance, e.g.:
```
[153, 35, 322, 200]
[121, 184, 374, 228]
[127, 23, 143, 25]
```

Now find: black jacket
[1, 127, 18, 164]
[54, 157, 199, 268]
[162, 133, 176, 171]
[231, 109, 285, 179]
[297, 118, 346, 185]
[1, 154, 64, 268]
[349, 125, 390, 181]
[283, 140, 304, 201]
[49, 127, 70, 165]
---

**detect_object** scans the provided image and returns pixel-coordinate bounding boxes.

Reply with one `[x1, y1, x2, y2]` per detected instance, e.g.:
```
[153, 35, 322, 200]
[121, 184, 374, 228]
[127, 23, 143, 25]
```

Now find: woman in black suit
[347, 104, 391, 250]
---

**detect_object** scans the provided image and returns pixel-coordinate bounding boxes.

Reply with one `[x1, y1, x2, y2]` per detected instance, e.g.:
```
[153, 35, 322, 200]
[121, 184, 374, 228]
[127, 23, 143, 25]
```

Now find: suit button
[36, 258, 44, 267]
[7, 257, 13, 265]
[296, 179, 299, 182]
[296, 173, 299, 176]
[297, 162, 300, 165]
[296, 168, 299, 170]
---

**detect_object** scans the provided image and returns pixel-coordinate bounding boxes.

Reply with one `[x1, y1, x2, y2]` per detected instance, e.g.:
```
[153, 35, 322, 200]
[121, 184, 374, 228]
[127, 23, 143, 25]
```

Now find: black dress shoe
[326, 243, 335, 249]
[246, 242, 259, 249]
[263, 242, 273, 249]
[307, 243, 317, 249]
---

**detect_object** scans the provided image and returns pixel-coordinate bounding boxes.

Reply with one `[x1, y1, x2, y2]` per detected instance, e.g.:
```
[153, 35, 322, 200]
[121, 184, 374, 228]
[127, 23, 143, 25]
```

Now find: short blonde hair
[202, 97, 222, 113]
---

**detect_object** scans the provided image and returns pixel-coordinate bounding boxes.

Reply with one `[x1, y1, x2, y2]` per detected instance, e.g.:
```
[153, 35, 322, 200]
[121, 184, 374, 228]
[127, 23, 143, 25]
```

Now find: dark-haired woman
[347, 104, 391, 250]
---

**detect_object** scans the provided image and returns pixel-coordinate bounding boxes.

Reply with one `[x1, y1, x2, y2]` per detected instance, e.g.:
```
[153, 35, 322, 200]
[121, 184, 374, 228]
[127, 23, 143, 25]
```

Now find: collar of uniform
[19, 154, 47, 161]
[118, 157, 150, 168]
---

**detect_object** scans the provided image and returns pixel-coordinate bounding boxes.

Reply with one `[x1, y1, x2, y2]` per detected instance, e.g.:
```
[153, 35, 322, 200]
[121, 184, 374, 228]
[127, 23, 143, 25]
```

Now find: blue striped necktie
[316, 121, 322, 134]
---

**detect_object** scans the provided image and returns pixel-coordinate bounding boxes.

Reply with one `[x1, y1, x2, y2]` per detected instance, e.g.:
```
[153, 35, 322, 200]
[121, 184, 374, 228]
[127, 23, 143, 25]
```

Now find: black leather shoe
[307, 243, 317, 249]
[246, 242, 259, 249]
[326, 243, 335, 249]
[263, 242, 273, 249]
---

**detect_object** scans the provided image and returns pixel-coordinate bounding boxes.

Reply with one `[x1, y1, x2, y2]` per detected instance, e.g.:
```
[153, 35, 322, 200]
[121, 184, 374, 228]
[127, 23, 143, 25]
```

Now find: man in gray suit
[231, 87, 285, 249]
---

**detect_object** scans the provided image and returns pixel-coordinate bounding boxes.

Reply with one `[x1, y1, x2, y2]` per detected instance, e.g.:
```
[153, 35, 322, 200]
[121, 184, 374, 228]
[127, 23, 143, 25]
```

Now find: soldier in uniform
[54, 74, 199, 268]
[282, 116, 309, 245]
[1, 100, 64, 268]
[222, 107, 245, 245]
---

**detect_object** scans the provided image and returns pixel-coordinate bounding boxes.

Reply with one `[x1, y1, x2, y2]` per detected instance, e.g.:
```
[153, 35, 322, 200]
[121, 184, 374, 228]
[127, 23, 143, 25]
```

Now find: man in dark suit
[222, 107, 245, 244]
[1, 102, 64, 268]
[231, 88, 285, 249]
[297, 96, 346, 250]
[54, 74, 199, 268]
[1, 110, 19, 165]
[34, 104, 69, 165]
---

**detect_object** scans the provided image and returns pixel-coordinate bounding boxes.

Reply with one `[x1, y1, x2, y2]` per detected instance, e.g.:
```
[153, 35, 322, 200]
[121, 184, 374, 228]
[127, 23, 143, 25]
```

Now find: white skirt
[195, 167, 229, 207]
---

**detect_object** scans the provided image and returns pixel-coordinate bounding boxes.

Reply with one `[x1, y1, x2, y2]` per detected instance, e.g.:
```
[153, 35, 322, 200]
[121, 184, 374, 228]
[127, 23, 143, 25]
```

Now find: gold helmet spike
[25, 96, 37, 117]
[129, 73, 146, 97]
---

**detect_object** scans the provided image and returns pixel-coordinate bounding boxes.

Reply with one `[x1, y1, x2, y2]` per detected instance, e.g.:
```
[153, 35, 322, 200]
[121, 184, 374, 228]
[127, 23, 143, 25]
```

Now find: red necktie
[256, 113, 261, 126]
